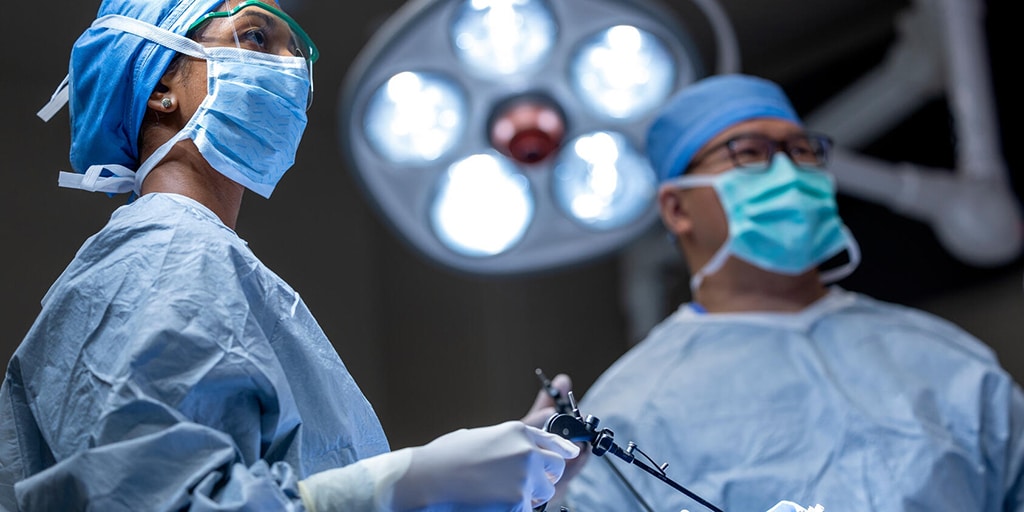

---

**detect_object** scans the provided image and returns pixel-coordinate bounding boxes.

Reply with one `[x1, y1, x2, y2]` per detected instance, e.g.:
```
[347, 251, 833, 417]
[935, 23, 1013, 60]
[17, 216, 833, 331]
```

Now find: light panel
[340, 0, 713, 274]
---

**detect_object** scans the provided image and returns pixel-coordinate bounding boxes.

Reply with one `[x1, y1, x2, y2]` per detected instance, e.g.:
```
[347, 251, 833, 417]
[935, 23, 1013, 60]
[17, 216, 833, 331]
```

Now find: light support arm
[804, 0, 1022, 266]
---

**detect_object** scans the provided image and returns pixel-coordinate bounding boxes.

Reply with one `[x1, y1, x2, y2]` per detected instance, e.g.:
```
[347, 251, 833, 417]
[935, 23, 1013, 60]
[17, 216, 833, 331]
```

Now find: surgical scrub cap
[646, 74, 802, 181]
[67, 0, 224, 174]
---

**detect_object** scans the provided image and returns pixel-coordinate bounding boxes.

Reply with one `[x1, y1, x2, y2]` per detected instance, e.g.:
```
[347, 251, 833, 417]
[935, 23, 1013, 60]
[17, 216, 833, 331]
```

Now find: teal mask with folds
[667, 153, 860, 291]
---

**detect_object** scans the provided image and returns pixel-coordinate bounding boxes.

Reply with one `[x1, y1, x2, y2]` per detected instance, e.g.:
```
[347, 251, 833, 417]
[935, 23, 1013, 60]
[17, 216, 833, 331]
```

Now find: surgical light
[340, 0, 737, 274]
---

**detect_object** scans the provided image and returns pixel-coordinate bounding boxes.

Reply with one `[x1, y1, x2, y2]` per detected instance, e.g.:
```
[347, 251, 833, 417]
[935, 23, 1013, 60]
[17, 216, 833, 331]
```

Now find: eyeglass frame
[187, 0, 320, 64]
[684, 131, 834, 173]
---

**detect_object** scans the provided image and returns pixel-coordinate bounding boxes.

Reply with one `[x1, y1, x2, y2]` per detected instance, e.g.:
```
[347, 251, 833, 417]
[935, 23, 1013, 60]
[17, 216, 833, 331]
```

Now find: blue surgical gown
[0, 193, 390, 511]
[566, 289, 1024, 512]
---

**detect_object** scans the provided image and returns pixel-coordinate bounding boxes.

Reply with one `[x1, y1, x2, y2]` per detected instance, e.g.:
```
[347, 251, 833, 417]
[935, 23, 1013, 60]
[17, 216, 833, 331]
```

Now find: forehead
[704, 118, 805, 148]
[220, 0, 280, 9]
[204, 0, 287, 24]
[198, 1, 290, 35]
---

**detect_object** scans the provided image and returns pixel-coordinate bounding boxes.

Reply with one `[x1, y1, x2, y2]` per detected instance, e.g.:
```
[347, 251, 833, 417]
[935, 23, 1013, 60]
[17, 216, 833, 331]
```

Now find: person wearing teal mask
[0, 1, 579, 510]
[561, 74, 1024, 512]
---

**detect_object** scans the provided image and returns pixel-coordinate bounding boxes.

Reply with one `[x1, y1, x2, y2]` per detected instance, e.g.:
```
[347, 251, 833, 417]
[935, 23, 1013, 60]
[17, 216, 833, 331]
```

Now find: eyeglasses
[687, 132, 833, 172]
[187, 0, 320, 66]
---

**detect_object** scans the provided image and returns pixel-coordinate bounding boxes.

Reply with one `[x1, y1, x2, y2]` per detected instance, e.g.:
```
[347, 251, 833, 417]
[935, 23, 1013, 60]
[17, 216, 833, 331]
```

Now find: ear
[657, 185, 694, 237]
[147, 77, 176, 112]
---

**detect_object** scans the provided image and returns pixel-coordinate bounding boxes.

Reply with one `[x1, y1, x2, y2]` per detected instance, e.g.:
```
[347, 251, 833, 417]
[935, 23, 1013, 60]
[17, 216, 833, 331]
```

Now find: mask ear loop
[689, 242, 731, 295]
[818, 226, 862, 284]
[306, 56, 314, 110]
[661, 174, 730, 296]
[815, 169, 861, 284]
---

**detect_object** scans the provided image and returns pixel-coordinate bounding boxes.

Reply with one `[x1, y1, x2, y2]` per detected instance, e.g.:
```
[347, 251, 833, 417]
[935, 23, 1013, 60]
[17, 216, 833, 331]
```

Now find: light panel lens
[553, 131, 657, 229]
[431, 153, 535, 256]
[451, 0, 557, 78]
[570, 25, 675, 119]
[364, 71, 468, 164]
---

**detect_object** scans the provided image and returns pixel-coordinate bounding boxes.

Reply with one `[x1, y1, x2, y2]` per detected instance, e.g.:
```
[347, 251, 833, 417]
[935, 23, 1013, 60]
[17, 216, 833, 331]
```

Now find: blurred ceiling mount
[804, 0, 1023, 266]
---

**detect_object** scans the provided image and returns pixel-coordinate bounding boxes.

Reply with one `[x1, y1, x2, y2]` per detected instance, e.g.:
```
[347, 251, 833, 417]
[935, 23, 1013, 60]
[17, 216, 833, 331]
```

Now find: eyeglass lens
[729, 134, 830, 170]
[188, 1, 318, 65]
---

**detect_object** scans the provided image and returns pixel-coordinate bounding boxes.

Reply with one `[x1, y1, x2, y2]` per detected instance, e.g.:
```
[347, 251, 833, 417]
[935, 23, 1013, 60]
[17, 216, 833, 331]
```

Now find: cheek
[690, 189, 730, 240]
[177, 60, 210, 116]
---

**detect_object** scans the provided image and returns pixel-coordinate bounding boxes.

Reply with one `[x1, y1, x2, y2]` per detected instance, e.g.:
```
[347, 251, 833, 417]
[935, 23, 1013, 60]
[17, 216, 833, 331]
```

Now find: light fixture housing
[340, 0, 707, 275]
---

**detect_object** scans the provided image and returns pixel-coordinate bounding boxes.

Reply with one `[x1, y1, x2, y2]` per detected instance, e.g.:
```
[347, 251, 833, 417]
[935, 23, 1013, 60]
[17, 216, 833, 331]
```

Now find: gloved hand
[298, 421, 579, 512]
[680, 501, 824, 512]
[394, 420, 580, 511]
[521, 373, 573, 427]
[763, 500, 825, 512]
[299, 448, 413, 512]
[520, 373, 590, 501]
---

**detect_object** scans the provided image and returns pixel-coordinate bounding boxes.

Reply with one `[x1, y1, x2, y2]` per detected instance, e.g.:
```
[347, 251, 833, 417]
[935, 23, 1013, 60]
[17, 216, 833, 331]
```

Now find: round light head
[340, 0, 707, 274]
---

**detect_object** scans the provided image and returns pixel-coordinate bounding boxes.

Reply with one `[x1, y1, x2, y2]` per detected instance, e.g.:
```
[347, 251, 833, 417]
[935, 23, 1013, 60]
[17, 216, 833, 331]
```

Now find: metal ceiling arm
[804, 0, 1023, 266]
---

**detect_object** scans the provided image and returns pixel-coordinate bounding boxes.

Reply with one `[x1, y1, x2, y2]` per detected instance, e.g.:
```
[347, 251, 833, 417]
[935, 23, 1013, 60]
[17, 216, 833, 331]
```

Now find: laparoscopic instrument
[533, 369, 726, 512]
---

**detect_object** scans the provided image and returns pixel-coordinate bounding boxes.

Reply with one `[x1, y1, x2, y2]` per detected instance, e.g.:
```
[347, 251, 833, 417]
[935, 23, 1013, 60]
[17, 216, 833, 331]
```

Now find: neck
[693, 258, 829, 313]
[139, 141, 244, 229]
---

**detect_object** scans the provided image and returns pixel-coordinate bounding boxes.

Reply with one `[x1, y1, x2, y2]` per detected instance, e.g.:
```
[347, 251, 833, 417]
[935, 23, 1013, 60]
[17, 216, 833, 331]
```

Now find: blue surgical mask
[56, 15, 310, 199]
[667, 153, 860, 291]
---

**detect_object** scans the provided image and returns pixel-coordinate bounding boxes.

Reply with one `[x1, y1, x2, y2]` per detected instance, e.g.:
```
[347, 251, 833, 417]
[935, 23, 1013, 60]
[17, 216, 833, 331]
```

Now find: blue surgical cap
[67, 0, 224, 174]
[646, 74, 802, 181]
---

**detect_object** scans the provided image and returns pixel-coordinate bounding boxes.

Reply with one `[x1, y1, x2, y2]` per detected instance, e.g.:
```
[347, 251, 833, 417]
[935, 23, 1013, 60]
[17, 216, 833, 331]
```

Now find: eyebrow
[686, 132, 775, 171]
[718, 131, 802, 141]
[234, 10, 283, 31]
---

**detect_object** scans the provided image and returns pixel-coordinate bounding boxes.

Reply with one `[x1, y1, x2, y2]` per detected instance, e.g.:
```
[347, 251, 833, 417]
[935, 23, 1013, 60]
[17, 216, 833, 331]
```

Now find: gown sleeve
[7, 241, 313, 511]
[1, 195, 394, 511]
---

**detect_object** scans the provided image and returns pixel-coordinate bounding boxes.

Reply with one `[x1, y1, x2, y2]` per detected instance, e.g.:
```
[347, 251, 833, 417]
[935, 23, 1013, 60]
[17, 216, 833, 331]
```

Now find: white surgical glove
[297, 420, 579, 512]
[397, 420, 580, 511]
[765, 500, 825, 512]
[299, 448, 412, 511]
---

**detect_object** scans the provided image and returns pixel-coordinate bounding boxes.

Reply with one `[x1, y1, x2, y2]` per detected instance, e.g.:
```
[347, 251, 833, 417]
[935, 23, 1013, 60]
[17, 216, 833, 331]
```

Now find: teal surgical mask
[667, 153, 860, 292]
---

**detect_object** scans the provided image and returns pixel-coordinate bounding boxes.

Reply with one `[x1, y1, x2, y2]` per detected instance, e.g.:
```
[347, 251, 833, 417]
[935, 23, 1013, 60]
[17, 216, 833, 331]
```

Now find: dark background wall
[1, 0, 1020, 451]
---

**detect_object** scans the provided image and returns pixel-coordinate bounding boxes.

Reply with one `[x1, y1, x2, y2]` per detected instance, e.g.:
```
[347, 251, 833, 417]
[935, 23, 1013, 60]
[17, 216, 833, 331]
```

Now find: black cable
[605, 440, 723, 512]
[602, 456, 657, 512]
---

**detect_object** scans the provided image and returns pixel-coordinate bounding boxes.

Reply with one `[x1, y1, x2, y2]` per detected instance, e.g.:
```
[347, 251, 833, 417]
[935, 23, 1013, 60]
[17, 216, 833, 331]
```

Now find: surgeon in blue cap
[0, 1, 578, 510]
[560, 74, 1024, 512]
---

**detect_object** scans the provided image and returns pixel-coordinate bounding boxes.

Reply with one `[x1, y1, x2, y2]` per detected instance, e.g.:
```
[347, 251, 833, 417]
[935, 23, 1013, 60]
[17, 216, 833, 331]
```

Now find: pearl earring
[161, 98, 173, 109]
